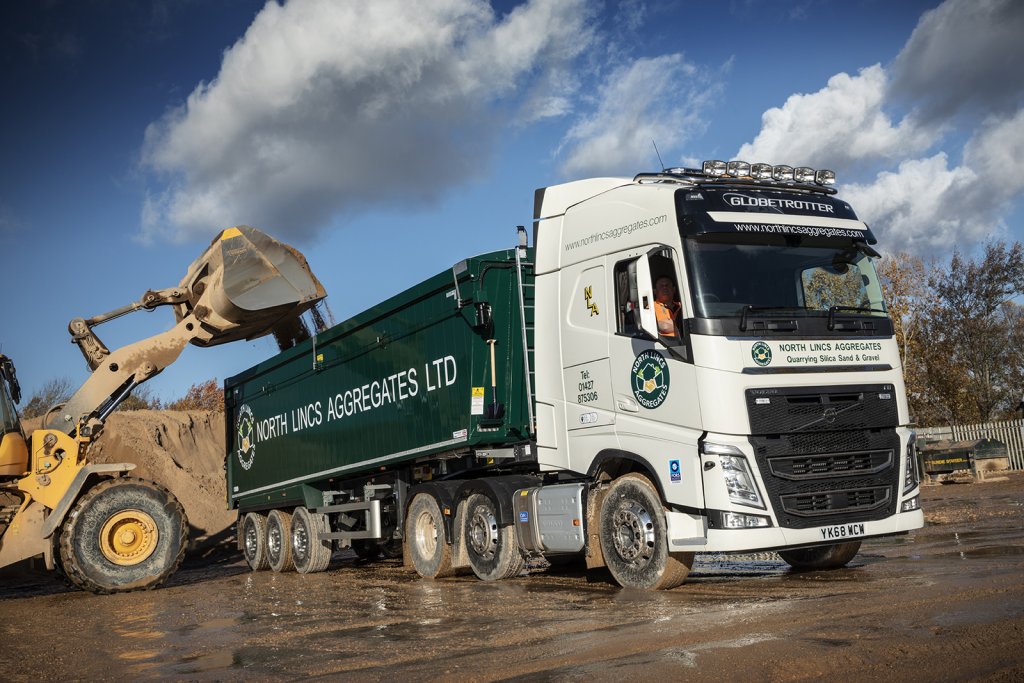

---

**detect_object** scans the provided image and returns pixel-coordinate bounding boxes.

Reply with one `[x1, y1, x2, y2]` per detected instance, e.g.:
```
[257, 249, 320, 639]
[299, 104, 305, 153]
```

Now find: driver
[654, 276, 681, 338]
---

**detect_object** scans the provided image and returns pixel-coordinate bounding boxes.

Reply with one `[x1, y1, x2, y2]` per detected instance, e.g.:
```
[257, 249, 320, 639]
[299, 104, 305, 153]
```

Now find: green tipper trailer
[226, 245, 542, 576]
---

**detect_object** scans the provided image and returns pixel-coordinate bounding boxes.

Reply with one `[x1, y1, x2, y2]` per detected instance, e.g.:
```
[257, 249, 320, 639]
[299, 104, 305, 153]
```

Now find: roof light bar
[695, 160, 839, 186]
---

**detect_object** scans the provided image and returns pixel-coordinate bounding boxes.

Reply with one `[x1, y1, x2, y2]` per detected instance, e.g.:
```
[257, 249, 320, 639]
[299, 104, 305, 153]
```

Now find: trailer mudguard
[455, 475, 541, 528]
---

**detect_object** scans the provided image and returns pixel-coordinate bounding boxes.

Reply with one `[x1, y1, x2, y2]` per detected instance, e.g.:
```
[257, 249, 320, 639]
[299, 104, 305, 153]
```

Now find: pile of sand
[89, 410, 234, 553]
[24, 410, 235, 555]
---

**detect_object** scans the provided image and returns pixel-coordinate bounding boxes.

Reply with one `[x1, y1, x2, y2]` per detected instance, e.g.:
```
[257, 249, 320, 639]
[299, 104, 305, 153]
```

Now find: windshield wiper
[827, 305, 886, 330]
[740, 306, 811, 332]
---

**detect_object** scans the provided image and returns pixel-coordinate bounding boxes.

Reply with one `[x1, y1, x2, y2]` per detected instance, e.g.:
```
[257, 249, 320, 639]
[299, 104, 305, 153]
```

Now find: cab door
[607, 246, 704, 509]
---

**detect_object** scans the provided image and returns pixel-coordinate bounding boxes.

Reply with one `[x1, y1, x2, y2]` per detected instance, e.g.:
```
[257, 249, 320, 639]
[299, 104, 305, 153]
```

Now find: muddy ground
[1, 472, 1022, 681]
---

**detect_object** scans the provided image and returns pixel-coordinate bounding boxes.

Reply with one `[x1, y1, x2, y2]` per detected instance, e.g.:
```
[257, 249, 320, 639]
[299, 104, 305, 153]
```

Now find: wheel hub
[292, 522, 308, 562]
[99, 509, 159, 566]
[468, 506, 498, 560]
[414, 511, 438, 556]
[244, 521, 259, 558]
[611, 502, 655, 565]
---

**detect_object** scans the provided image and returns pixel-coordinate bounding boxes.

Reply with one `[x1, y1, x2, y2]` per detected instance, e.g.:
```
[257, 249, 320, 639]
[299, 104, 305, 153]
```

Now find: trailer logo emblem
[236, 404, 257, 470]
[751, 341, 772, 366]
[631, 350, 670, 409]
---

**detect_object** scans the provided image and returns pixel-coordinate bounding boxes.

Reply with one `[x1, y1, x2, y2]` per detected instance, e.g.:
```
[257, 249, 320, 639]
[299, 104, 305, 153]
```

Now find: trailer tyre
[464, 493, 525, 581]
[241, 512, 270, 571]
[599, 473, 692, 590]
[266, 509, 295, 572]
[58, 477, 187, 594]
[291, 507, 332, 574]
[779, 541, 861, 570]
[406, 494, 454, 579]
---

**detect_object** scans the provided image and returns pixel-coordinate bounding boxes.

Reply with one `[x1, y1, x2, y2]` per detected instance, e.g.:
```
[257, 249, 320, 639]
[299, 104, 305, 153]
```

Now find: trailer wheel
[779, 541, 861, 570]
[599, 473, 692, 590]
[463, 493, 525, 581]
[291, 507, 332, 574]
[58, 477, 187, 594]
[406, 494, 454, 579]
[241, 512, 270, 571]
[266, 509, 295, 572]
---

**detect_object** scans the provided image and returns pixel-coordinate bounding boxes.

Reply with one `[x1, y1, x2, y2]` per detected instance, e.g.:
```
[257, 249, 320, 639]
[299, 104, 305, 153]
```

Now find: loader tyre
[241, 512, 270, 571]
[406, 493, 454, 579]
[266, 509, 295, 572]
[464, 493, 525, 581]
[291, 506, 332, 574]
[779, 541, 862, 570]
[58, 477, 187, 594]
[599, 473, 693, 590]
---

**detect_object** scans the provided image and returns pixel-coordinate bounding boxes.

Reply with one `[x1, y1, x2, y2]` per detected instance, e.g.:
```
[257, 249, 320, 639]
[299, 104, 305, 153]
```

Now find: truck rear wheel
[779, 541, 861, 570]
[266, 509, 295, 572]
[58, 477, 187, 594]
[241, 512, 270, 571]
[599, 473, 692, 590]
[406, 494, 454, 579]
[291, 506, 332, 574]
[463, 493, 525, 581]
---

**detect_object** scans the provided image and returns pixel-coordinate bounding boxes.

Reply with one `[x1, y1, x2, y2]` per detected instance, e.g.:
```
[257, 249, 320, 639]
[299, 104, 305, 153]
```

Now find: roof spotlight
[751, 163, 773, 180]
[794, 167, 815, 183]
[703, 160, 727, 177]
[815, 169, 836, 186]
[772, 165, 794, 182]
[727, 161, 751, 177]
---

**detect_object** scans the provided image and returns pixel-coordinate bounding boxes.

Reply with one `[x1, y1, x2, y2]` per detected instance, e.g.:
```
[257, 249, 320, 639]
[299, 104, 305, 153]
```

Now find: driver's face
[655, 277, 676, 302]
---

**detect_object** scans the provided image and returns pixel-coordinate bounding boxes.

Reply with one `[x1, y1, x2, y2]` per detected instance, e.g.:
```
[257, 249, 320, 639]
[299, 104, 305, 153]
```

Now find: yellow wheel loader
[0, 226, 324, 593]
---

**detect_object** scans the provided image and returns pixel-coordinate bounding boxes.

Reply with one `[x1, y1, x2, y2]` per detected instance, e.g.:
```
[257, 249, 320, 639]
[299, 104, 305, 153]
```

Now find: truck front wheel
[241, 512, 269, 571]
[779, 541, 861, 570]
[58, 477, 187, 594]
[405, 494, 454, 579]
[463, 493, 525, 581]
[266, 509, 295, 572]
[599, 473, 692, 590]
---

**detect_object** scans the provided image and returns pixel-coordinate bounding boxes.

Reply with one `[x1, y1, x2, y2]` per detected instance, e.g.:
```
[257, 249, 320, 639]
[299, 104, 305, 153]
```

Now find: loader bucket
[177, 225, 326, 347]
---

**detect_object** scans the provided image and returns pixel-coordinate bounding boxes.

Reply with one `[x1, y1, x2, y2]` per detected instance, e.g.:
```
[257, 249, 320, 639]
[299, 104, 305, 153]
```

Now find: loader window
[0, 383, 18, 435]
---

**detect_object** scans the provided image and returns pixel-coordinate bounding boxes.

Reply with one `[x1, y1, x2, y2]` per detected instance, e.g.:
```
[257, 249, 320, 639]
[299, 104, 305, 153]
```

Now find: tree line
[879, 240, 1024, 426]
[19, 378, 224, 419]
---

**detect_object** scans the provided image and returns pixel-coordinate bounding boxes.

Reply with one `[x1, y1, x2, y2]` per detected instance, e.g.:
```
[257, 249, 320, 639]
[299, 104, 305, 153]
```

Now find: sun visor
[675, 187, 877, 244]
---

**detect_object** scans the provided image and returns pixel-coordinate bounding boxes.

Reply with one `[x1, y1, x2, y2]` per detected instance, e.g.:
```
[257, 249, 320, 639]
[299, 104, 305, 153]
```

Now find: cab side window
[613, 250, 684, 348]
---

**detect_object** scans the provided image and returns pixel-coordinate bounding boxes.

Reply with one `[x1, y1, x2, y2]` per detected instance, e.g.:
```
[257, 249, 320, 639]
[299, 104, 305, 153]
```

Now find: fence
[917, 418, 1024, 471]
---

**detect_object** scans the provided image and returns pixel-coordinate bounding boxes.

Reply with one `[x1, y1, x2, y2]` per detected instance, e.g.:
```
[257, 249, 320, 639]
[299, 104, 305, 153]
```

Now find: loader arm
[43, 226, 326, 436]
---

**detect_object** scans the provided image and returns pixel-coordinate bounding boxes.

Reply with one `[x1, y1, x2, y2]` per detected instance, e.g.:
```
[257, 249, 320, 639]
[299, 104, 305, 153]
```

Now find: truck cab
[532, 161, 923, 569]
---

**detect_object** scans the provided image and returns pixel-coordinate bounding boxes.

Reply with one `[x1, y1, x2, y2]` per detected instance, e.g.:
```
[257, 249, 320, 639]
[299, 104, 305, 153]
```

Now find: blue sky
[3, 0, 1022, 406]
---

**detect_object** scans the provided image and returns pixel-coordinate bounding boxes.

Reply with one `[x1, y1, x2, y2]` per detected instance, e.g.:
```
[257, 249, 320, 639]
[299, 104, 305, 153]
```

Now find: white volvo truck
[228, 160, 923, 591]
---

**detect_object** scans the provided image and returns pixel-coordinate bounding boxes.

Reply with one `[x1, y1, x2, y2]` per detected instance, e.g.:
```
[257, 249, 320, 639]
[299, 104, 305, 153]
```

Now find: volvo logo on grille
[822, 407, 838, 424]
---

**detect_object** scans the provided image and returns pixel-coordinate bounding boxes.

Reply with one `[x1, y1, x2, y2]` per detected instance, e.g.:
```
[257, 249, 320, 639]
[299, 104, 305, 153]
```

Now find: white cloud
[558, 54, 720, 177]
[736, 65, 936, 169]
[890, 0, 1024, 123]
[843, 109, 1024, 253]
[141, 0, 592, 243]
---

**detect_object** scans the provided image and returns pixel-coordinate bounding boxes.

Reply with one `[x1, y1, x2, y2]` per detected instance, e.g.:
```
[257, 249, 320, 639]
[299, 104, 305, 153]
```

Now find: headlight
[702, 442, 766, 509]
[904, 432, 920, 494]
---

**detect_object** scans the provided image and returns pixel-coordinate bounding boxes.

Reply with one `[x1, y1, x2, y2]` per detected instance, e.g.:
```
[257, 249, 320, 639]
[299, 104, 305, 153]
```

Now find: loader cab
[0, 355, 28, 478]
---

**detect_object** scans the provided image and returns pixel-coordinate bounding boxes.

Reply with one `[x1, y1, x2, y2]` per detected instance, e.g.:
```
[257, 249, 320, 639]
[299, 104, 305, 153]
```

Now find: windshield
[684, 234, 887, 319]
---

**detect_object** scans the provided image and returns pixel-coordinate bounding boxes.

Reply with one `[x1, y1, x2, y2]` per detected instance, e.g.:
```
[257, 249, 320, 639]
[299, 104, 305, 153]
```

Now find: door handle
[617, 397, 639, 413]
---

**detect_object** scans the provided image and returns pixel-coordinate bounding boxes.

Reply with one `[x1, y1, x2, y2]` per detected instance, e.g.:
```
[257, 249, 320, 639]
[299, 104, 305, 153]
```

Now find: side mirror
[635, 256, 659, 340]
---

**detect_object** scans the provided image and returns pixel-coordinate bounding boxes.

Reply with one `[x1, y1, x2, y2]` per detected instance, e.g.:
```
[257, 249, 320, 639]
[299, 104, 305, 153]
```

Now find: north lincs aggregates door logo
[236, 404, 256, 470]
[751, 341, 772, 366]
[631, 350, 670, 409]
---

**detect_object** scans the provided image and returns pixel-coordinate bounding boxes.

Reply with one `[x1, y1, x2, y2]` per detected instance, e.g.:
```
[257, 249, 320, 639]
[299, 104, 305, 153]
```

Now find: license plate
[818, 522, 866, 541]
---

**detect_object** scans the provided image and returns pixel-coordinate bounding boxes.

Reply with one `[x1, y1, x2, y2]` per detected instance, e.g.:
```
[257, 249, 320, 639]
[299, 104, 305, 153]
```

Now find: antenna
[652, 140, 665, 170]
